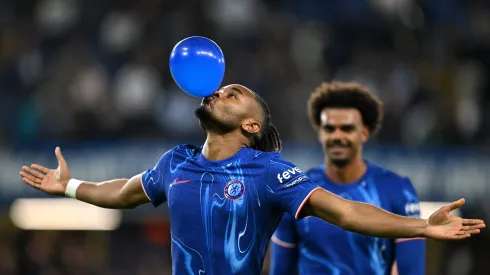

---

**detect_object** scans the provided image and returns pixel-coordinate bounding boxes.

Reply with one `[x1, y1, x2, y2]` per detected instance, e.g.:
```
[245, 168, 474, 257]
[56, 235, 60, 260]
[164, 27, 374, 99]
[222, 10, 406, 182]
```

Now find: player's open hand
[424, 198, 486, 240]
[20, 147, 71, 196]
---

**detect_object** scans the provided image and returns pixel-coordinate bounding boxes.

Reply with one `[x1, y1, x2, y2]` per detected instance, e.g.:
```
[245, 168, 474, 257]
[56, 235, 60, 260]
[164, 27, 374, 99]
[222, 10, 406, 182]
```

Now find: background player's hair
[307, 82, 383, 134]
[251, 95, 282, 152]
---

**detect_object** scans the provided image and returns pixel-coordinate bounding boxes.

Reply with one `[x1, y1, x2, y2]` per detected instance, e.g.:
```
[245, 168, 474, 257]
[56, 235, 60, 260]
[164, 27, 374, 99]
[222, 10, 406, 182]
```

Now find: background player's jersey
[141, 144, 321, 275]
[271, 162, 425, 275]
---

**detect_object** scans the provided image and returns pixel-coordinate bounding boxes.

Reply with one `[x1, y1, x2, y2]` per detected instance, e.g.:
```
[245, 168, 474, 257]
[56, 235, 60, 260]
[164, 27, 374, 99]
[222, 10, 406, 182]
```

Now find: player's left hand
[424, 198, 486, 240]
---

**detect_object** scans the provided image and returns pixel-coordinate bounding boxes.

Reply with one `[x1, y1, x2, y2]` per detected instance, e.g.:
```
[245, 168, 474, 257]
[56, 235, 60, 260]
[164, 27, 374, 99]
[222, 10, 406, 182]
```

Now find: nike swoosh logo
[170, 178, 191, 187]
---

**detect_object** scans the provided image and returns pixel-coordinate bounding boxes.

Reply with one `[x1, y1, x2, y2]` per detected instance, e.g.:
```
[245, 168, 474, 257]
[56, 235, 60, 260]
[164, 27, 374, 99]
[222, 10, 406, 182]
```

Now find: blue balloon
[169, 36, 225, 97]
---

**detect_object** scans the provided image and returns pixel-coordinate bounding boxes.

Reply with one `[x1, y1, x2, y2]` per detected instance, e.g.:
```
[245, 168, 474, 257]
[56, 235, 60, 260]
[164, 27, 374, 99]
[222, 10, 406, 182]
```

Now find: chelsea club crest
[224, 179, 245, 200]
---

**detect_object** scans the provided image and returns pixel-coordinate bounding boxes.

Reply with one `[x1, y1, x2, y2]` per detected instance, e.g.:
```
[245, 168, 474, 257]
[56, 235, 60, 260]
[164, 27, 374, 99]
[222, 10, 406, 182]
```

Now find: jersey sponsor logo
[277, 167, 302, 184]
[284, 175, 308, 188]
[224, 179, 246, 200]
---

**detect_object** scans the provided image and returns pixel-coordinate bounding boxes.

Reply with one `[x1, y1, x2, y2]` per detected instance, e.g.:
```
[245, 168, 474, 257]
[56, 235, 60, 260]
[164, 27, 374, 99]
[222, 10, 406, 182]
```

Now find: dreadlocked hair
[250, 95, 282, 152]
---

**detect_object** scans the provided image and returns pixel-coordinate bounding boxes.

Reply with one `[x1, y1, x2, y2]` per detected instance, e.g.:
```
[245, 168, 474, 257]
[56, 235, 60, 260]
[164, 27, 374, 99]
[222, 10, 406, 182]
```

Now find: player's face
[318, 108, 368, 167]
[195, 84, 260, 134]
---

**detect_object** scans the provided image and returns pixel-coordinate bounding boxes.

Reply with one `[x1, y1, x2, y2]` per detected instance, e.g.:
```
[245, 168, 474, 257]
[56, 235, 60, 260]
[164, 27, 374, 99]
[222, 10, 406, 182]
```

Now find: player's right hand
[20, 147, 71, 196]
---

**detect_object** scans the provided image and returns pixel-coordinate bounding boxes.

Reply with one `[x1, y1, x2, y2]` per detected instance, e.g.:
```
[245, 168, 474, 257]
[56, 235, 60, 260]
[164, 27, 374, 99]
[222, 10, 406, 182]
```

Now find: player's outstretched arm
[301, 189, 485, 240]
[20, 147, 150, 209]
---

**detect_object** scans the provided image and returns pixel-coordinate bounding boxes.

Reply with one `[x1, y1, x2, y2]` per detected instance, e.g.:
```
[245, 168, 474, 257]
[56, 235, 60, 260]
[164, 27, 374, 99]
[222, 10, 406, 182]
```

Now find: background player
[20, 84, 484, 274]
[270, 82, 426, 275]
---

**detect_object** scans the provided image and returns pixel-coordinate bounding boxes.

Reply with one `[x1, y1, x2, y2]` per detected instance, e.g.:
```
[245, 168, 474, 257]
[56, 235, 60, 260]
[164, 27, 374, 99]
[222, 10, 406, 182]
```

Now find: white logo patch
[277, 167, 302, 183]
[405, 202, 420, 217]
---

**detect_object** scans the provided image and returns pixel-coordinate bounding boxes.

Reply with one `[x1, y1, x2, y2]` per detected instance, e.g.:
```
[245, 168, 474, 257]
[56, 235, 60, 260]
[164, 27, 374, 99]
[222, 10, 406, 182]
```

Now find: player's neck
[325, 155, 367, 184]
[202, 132, 248, 161]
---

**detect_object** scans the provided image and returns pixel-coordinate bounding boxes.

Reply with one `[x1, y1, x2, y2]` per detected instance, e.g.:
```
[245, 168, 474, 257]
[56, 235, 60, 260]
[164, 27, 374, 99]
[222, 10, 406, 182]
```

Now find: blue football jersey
[272, 162, 422, 275]
[141, 144, 321, 275]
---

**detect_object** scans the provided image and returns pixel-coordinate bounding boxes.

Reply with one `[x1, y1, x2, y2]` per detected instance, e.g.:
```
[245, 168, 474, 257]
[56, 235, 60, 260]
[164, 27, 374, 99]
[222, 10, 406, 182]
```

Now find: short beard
[329, 157, 352, 168]
[194, 106, 236, 134]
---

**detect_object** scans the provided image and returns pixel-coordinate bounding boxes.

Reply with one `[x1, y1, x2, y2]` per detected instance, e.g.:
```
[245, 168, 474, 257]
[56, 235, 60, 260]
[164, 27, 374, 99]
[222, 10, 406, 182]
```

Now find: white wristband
[65, 179, 84, 198]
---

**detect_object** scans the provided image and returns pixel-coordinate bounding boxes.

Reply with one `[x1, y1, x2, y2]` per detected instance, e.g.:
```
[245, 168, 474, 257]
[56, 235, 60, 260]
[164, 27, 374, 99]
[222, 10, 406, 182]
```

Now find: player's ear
[242, 119, 261, 135]
[361, 126, 369, 143]
[317, 126, 324, 142]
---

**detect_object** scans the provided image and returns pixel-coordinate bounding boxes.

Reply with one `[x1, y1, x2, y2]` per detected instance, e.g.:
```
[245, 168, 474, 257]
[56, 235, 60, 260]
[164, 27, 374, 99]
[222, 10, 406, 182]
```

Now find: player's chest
[166, 172, 247, 200]
[164, 164, 264, 213]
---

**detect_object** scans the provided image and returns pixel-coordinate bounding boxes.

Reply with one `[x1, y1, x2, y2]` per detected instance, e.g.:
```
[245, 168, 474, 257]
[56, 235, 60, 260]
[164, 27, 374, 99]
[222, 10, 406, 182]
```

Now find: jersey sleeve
[272, 213, 298, 247]
[391, 177, 421, 218]
[141, 150, 171, 207]
[265, 154, 322, 219]
[392, 177, 426, 244]
[394, 239, 426, 275]
[270, 213, 299, 275]
[388, 176, 426, 273]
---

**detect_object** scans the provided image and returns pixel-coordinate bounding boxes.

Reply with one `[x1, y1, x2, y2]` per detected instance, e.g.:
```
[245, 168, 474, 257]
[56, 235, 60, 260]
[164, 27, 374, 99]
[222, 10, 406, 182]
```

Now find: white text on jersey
[277, 167, 302, 183]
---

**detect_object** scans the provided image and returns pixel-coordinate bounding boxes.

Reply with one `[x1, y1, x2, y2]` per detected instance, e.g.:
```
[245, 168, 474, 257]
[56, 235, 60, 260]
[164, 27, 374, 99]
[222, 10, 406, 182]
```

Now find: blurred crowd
[1, 0, 490, 149]
[0, 220, 173, 275]
[0, 219, 489, 275]
[2, 1, 490, 274]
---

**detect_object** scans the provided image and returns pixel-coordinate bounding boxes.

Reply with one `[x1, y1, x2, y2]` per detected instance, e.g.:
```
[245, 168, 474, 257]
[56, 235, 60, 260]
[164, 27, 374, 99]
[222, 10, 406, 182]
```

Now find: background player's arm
[269, 213, 299, 275]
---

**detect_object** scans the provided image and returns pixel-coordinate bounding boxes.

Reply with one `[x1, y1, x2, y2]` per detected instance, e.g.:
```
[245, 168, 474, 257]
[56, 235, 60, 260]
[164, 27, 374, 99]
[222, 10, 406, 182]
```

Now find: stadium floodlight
[10, 198, 122, 230]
